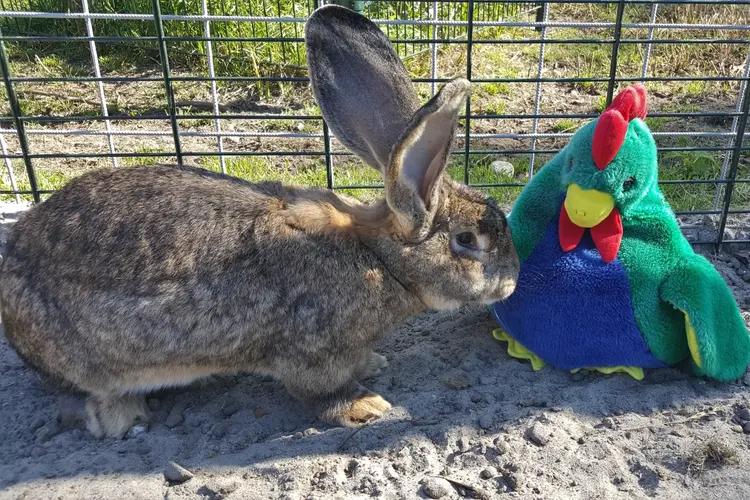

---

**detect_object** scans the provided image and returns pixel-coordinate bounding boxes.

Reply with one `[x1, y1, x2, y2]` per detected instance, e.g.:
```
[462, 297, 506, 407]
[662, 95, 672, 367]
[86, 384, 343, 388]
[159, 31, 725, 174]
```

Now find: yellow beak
[564, 184, 615, 228]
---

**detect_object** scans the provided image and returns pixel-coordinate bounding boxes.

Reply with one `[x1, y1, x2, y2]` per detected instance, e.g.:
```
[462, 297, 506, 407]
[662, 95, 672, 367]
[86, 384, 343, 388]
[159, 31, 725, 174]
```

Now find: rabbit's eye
[455, 232, 477, 249]
[622, 177, 636, 192]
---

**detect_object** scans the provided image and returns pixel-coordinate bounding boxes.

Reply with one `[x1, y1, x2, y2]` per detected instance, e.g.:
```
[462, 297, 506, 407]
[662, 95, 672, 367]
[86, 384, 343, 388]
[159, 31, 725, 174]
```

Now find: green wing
[508, 153, 565, 262]
[660, 255, 750, 381]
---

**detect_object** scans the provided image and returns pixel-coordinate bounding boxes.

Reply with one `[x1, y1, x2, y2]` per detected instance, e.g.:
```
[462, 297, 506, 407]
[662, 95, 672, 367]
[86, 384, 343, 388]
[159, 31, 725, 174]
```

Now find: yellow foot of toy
[492, 329, 645, 380]
[492, 329, 546, 371]
[571, 366, 645, 381]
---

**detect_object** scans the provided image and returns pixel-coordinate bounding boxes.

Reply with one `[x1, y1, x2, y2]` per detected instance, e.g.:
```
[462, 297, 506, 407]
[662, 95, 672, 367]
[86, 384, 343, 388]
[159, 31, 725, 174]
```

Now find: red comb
[592, 84, 648, 170]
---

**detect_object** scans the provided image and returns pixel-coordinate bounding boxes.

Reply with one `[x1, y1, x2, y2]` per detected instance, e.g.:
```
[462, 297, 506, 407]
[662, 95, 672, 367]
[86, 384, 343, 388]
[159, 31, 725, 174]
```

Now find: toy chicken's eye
[455, 231, 477, 249]
[568, 158, 574, 171]
[622, 177, 636, 192]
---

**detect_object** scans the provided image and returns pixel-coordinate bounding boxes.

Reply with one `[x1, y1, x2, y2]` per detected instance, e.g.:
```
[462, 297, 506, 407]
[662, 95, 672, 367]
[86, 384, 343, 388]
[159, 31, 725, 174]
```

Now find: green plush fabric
[504, 111, 750, 382]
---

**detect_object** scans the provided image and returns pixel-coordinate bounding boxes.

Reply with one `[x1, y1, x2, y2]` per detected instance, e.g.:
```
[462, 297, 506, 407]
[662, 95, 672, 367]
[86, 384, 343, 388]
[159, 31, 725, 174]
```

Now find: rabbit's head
[306, 5, 518, 307]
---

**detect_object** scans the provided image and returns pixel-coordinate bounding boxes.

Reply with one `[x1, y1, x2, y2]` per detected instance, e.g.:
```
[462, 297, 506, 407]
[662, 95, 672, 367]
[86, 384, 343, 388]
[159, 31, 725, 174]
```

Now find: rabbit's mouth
[487, 277, 518, 303]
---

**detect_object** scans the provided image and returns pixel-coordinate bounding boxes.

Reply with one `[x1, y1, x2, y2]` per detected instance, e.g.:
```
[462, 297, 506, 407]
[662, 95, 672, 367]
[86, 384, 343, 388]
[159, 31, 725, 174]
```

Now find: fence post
[463, 0, 475, 185]
[330, 1, 364, 14]
[605, 0, 626, 106]
[151, 0, 183, 166]
[0, 27, 40, 203]
[534, 2, 544, 32]
[716, 70, 750, 249]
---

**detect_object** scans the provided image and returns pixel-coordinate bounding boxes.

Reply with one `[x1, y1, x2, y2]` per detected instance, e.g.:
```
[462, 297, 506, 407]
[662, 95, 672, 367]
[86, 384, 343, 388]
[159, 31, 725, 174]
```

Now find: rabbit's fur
[0, 5, 519, 438]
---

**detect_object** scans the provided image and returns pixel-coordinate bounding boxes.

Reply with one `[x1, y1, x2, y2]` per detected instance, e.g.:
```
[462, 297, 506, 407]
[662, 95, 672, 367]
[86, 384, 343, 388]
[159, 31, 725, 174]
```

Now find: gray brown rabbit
[0, 5, 519, 438]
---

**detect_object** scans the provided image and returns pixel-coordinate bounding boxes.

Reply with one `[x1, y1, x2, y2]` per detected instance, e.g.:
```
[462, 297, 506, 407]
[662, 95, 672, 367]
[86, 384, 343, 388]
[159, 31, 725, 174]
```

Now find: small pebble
[570, 372, 585, 382]
[421, 476, 452, 499]
[470, 393, 483, 404]
[29, 417, 46, 433]
[478, 414, 493, 430]
[292, 432, 303, 440]
[601, 417, 615, 429]
[457, 437, 469, 452]
[34, 421, 59, 444]
[125, 424, 148, 439]
[480, 467, 496, 480]
[494, 440, 510, 455]
[210, 421, 230, 438]
[490, 160, 515, 177]
[526, 423, 550, 446]
[221, 403, 240, 417]
[738, 408, 750, 421]
[30, 446, 47, 458]
[165, 402, 188, 428]
[443, 374, 471, 389]
[744, 422, 750, 434]
[731, 424, 744, 433]
[303, 428, 319, 437]
[164, 461, 194, 483]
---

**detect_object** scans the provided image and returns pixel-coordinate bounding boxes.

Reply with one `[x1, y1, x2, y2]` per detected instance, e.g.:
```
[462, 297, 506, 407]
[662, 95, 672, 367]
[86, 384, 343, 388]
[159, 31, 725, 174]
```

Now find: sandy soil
[1, 201, 750, 500]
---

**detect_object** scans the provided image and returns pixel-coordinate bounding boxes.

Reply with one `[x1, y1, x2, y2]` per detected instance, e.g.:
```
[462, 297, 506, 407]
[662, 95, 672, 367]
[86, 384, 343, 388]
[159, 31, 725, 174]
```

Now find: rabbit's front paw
[355, 352, 389, 381]
[340, 391, 392, 426]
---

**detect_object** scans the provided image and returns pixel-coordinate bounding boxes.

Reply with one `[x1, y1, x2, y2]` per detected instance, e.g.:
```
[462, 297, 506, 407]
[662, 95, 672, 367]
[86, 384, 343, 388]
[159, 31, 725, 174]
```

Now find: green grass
[2, 1, 748, 215]
[3, 151, 748, 214]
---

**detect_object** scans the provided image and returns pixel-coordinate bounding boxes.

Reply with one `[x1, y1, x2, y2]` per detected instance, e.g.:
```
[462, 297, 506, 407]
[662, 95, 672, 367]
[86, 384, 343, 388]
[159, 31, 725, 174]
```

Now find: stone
[164, 461, 194, 483]
[494, 440, 510, 455]
[601, 417, 615, 429]
[421, 477, 452, 499]
[570, 372, 585, 382]
[221, 403, 240, 417]
[165, 402, 187, 428]
[457, 437, 469, 452]
[738, 408, 750, 421]
[29, 417, 45, 433]
[125, 424, 148, 439]
[490, 160, 515, 177]
[526, 424, 550, 446]
[210, 421, 230, 438]
[479, 414, 493, 430]
[744, 422, 750, 434]
[34, 421, 59, 444]
[480, 467, 497, 480]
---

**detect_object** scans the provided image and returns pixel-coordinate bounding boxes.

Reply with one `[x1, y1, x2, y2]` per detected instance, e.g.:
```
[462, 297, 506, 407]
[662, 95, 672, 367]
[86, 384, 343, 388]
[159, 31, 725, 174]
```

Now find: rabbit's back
[0, 165, 419, 394]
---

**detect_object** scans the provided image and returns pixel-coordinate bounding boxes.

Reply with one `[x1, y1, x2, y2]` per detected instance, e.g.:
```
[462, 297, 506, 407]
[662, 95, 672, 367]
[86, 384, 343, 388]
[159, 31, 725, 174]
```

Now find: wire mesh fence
[0, 0, 749, 246]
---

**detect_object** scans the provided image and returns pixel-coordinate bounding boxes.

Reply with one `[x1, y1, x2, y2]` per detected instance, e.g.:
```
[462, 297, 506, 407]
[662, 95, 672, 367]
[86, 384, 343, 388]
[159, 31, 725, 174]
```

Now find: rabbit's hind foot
[339, 391, 392, 426]
[85, 393, 149, 439]
[317, 385, 392, 427]
[354, 352, 389, 381]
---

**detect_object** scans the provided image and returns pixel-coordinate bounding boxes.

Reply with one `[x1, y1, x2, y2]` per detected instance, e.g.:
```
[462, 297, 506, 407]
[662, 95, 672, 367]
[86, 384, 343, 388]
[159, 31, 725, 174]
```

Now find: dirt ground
[1, 201, 750, 500]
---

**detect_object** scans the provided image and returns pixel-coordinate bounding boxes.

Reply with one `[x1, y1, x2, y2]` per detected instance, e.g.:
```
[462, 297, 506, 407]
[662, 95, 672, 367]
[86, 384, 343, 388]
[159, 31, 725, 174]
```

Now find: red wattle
[559, 207, 585, 253]
[590, 209, 623, 263]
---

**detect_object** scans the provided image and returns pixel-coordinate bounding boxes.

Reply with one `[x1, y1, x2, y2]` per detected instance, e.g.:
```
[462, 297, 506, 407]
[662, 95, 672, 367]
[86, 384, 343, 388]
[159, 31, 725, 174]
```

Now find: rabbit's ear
[385, 78, 470, 235]
[305, 5, 419, 172]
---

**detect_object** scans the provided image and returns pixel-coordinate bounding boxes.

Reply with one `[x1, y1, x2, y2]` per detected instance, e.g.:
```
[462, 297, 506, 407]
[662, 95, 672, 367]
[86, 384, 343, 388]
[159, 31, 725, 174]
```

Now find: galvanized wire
[0, 1, 749, 246]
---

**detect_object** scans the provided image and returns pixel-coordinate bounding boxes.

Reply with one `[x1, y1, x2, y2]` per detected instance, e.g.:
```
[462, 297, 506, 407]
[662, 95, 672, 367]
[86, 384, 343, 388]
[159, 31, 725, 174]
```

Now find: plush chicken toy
[491, 84, 750, 382]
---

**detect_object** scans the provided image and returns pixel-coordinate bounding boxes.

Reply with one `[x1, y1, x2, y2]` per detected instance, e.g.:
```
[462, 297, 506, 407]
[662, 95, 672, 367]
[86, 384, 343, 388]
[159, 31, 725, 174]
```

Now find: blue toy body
[491, 205, 668, 371]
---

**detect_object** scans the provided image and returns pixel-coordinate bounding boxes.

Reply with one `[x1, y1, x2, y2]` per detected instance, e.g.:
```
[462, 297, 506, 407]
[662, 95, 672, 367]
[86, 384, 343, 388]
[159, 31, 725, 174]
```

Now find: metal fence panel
[1, 0, 749, 246]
